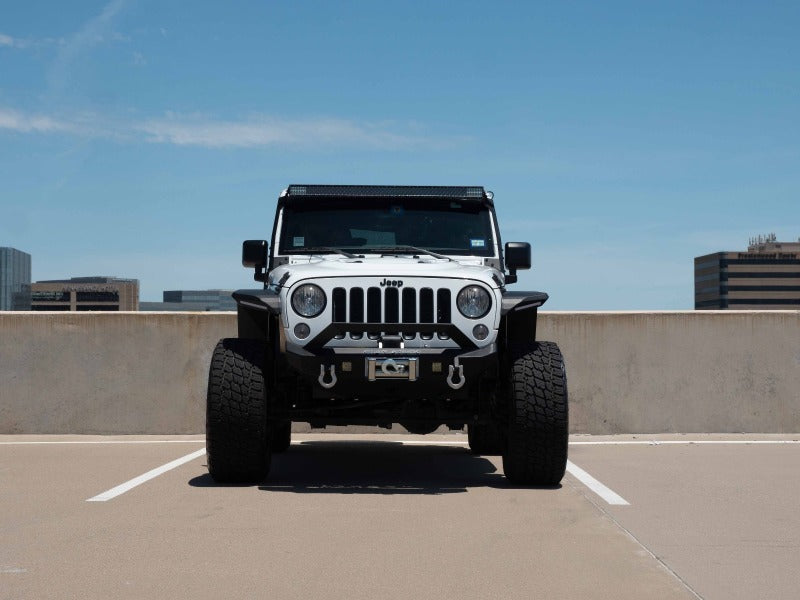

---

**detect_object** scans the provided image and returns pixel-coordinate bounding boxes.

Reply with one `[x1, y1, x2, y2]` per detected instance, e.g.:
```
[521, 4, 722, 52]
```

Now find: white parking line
[570, 440, 800, 445]
[566, 460, 630, 506]
[86, 448, 206, 502]
[0, 440, 204, 445]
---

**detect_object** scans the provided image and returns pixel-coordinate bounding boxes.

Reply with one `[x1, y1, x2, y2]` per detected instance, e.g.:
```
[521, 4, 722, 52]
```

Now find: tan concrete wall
[0, 313, 236, 434]
[1, 311, 798, 434]
[538, 311, 800, 433]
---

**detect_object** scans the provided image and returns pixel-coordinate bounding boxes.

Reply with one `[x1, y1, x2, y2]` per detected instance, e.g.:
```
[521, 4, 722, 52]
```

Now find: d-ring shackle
[318, 364, 337, 389]
[446, 357, 465, 390]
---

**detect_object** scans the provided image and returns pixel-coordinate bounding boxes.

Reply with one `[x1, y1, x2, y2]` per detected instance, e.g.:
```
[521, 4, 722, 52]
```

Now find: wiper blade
[299, 247, 360, 259]
[368, 246, 453, 261]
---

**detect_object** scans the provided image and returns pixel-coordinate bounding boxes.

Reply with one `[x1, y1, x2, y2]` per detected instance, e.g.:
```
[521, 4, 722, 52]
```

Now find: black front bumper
[285, 343, 498, 399]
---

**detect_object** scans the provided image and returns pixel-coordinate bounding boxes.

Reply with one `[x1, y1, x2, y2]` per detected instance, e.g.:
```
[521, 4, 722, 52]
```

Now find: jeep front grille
[331, 286, 451, 340]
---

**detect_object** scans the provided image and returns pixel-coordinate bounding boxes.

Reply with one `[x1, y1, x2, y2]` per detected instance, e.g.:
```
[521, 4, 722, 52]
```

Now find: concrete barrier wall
[1, 311, 798, 434]
[538, 311, 800, 433]
[0, 313, 236, 435]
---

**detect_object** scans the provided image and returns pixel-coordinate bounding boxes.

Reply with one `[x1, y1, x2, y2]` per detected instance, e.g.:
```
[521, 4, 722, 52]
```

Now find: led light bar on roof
[286, 185, 486, 199]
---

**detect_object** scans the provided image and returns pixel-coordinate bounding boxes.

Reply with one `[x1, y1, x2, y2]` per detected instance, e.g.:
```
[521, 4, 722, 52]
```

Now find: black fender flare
[499, 291, 548, 354]
[233, 289, 281, 340]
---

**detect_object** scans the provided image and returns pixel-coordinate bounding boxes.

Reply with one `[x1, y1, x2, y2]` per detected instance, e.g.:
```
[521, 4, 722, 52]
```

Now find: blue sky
[1, 1, 798, 308]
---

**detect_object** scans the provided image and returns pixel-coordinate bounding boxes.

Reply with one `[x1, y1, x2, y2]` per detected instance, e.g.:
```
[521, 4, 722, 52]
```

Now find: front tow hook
[318, 364, 337, 389]
[446, 358, 465, 390]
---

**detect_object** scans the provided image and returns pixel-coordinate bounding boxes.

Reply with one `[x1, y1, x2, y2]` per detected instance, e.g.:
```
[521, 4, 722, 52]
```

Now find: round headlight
[457, 285, 491, 319]
[291, 284, 326, 318]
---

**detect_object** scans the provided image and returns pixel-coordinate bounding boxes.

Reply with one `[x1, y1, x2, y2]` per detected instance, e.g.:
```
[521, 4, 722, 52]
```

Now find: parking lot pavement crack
[565, 477, 705, 600]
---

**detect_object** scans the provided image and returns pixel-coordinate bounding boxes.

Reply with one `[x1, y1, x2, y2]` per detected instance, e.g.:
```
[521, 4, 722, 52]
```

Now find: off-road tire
[206, 338, 271, 483]
[271, 421, 292, 453]
[502, 341, 568, 485]
[467, 423, 505, 455]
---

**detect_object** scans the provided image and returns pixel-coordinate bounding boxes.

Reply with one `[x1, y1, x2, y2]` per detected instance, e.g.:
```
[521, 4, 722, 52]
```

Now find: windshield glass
[278, 198, 495, 257]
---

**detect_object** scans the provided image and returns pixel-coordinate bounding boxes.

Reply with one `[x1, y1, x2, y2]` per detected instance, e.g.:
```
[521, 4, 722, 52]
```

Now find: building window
[31, 291, 71, 302]
[725, 285, 800, 292]
[696, 286, 720, 295]
[694, 260, 720, 271]
[694, 273, 720, 283]
[727, 298, 800, 305]
[722, 259, 800, 266]
[76, 291, 119, 302]
[726, 272, 800, 279]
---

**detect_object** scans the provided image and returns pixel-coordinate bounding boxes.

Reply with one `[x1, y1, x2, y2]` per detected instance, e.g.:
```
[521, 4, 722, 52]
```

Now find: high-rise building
[31, 277, 139, 311]
[695, 234, 800, 310]
[139, 289, 236, 311]
[0, 247, 32, 310]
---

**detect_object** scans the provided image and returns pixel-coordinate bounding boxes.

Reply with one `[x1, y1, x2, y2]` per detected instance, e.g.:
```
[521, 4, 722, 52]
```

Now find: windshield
[278, 198, 495, 257]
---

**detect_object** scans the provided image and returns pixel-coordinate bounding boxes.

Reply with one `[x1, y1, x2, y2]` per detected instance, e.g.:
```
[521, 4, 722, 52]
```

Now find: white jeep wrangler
[206, 185, 568, 485]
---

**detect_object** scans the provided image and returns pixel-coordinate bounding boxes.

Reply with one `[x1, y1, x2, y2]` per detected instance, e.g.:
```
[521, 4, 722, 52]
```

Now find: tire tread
[206, 338, 270, 482]
[502, 341, 569, 485]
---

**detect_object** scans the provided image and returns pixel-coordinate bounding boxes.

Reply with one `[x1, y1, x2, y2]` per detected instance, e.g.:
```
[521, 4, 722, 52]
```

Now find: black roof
[283, 185, 491, 204]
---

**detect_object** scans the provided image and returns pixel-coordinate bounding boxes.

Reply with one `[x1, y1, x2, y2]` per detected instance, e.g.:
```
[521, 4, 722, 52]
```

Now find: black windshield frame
[275, 197, 497, 258]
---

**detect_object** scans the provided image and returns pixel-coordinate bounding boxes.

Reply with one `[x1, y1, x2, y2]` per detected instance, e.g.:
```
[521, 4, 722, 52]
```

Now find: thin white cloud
[0, 33, 28, 48]
[0, 32, 65, 50]
[135, 114, 439, 149]
[48, 0, 127, 93]
[0, 108, 74, 133]
[0, 106, 461, 150]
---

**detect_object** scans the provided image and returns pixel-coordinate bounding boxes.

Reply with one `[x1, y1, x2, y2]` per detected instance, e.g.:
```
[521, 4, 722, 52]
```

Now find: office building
[0, 247, 32, 310]
[695, 234, 800, 309]
[31, 277, 139, 311]
[139, 289, 236, 311]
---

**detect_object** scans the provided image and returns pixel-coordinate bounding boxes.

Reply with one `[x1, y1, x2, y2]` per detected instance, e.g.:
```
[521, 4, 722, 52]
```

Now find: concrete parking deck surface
[2, 434, 799, 599]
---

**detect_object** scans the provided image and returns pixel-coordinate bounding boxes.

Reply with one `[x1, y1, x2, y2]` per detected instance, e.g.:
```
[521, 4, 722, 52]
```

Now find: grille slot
[402, 288, 416, 323]
[419, 287, 434, 339]
[402, 287, 416, 340]
[332, 288, 347, 322]
[436, 288, 451, 339]
[384, 287, 399, 323]
[437, 289, 451, 323]
[367, 287, 381, 339]
[384, 286, 399, 336]
[332, 287, 347, 339]
[349, 288, 364, 323]
[349, 288, 364, 339]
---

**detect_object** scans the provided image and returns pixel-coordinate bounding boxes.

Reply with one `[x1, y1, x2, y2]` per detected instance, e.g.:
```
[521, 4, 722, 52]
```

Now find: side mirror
[504, 242, 531, 285]
[242, 240, 268, 282]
